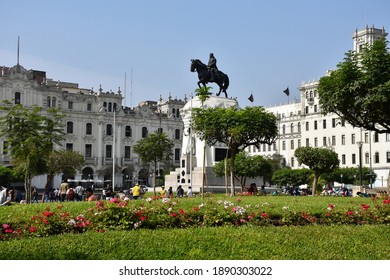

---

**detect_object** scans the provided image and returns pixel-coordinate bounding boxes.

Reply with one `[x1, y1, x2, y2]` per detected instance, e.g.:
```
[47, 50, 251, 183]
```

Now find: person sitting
[85, 187, 97, 201]
[0, 188, 12, 206]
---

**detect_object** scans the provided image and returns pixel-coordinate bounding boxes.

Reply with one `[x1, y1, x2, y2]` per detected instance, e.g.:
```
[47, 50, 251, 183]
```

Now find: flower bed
[1, 195, 390, 241]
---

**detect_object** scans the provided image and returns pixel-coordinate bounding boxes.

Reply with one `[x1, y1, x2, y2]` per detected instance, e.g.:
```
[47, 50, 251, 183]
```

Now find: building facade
[0, 63, 186, 190]
[248, 25, 390, 187]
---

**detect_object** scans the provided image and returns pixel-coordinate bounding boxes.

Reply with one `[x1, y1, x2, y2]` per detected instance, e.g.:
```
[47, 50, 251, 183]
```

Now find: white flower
[167, 207, 172, 212]
[67, 219, 76, 226]
[146, 197, 152, 202]
[282, 206, 289, 211]
[162, 198, 170, 203]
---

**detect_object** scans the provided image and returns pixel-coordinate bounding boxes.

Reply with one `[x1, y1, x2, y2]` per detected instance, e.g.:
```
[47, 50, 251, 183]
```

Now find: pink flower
[327, 204, 335, 210]
[361, 204, 370, 210]
[347, 211, 354, 216]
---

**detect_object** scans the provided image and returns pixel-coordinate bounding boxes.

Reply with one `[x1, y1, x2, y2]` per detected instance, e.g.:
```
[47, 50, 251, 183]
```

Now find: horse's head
[190, 59, 197, 72]
[190, 59, 206, 72]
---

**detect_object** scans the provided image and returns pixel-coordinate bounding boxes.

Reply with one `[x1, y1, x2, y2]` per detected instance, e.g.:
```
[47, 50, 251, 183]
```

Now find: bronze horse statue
[190, 59, 229, 98]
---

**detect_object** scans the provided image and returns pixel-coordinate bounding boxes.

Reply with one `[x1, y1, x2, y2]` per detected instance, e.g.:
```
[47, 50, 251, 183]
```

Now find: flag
[248, 93, 254, 102]
[283, 87, 290, 96]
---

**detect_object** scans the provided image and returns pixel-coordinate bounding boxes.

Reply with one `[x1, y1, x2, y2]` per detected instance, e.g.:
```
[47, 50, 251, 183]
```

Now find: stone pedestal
[164, 95, 239, 193]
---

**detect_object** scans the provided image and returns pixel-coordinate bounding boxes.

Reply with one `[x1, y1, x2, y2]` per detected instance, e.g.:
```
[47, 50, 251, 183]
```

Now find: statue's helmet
[210, 52, 214, 57]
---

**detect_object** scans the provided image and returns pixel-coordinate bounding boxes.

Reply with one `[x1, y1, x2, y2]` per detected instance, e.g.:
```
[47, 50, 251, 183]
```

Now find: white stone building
[248, 25, 390, 187]
[0, 63, 186, 190]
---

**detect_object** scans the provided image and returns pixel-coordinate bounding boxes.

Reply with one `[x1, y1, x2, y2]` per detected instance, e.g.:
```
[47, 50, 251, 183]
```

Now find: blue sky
[1, 0, 390, 108]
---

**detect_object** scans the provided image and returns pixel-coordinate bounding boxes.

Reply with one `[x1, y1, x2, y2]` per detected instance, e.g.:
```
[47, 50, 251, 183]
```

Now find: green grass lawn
[1, 194, 389, 260]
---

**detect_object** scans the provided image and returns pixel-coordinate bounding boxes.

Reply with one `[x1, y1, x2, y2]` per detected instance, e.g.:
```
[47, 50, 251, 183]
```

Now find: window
[332, 118, 336, 128]
[305, 106, 309, 114]
[323, 119, 327, 129]
[175, 148, 180, 161]
[364, 132, 369, 143]
[175, 129, 180, 140]
[341, 135, 346, 145]
[290, 140, 294, 149]
[106, 124, 112, 136]
[124, 146, 131, 159]
[47, 96, 51, 107]
[176, 109, 180, 118]
[282, 141, 286, 150]
[387, 152, 390, 163]
[298, 139, 301, 148]
[14, 92, 21, 104]
[314, 121, 317, 130]
[106, 145, 112, 158]
[87, 103, 92, 112]
[352, 154, 356, 165]
[342, 154, 346, 165]
[282, 125, 286, 134]
[142, 127, 148, 138]
[314, 137, 318, 147]
[86, 123, 92, 135]
[365, 152, 370, 164]
[85, 144, 92, 158]
[157, 127, 163, 134]
[306, 138, 309, 147]
[374, 132, 379, 143]
[332, 136, 336, 146]
[125, 126, 132, 137]
[323, 137, 327, 146]
[374, 152, 380, 164]
[291, 157, 295, 167]
[68, 101, 73, 110]
[386, 134, 390, 142]
[66, 143, 73, 151]
[314, 105, 317, 112]
[351, 134, 355, 144]
[306, 122, 309, 131]
[67, 121, 73, 134]
[297, 122, 301, 133]
[52, 97, 56, 107]
[290, 123, 294, 134]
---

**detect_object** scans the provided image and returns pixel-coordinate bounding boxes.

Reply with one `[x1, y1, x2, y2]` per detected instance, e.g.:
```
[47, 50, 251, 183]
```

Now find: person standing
[74, 183, 84, 201]
[0, 187, 12, 206]
[131, 184, 141, 200]
[31, 187, 38, 203]
[58, 180, 69, 202]
[176, 185, 184, 198]
[168, 187, 173, 198]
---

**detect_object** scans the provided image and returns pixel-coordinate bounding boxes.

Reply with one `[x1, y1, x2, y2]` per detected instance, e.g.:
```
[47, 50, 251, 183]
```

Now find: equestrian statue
[190, 53, 229, 98]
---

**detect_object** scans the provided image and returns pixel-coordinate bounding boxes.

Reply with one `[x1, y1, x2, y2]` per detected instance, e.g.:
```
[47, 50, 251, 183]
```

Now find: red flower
[347, 211, 354, 216]
[43, 211, 53, 217]
[193, 207, 199, 211]
[179, 209, 185, 215]
[29, 226, 37, 233]
[140, 216, 146, 221]
[361, 204, 370, 210]
[261, 212, 267, 218]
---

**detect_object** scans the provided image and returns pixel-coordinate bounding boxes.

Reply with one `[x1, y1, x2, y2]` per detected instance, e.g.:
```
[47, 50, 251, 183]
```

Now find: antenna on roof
[17, 36, 20, 65]
[124, 72, 127, 105]
[130, 67, 133, 108]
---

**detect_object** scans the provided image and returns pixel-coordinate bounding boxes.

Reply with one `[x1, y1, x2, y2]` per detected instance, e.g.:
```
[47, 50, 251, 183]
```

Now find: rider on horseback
[207, 53, 218, 82]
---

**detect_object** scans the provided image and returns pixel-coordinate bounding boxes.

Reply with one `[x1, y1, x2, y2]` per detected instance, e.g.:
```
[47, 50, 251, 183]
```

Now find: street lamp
[340, 174, 343, 188]
[357, 141, 363, 186]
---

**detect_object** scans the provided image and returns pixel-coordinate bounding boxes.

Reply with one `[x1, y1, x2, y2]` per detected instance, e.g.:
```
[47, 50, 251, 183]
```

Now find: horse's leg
[197, 81, 202, 88]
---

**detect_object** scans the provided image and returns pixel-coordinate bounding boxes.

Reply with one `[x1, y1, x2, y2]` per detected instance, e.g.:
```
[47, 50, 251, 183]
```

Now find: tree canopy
[133, 132, 174, 193]
[318, 37, 390, 134]
[192, 105, 278, 196]
[294, 146, 339, 195]
[0, 101, 65, 202]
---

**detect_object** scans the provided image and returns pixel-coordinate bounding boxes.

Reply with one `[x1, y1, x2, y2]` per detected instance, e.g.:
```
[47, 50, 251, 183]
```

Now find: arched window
[66, 121, 73, 134]
[106, 124, 112, 136]
[142, 127, 148, 138]
[175, 129, 180, 139]
[52, 97, 56, 107]
[125, 125, 132, 137]
[47, 96, 51, 107]
[86, 123, 92, 135]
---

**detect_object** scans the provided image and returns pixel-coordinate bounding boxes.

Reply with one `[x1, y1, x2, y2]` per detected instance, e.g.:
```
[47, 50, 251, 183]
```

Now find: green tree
[322, 166, 376, 186]
[213, 152, 272, 191]
[318, 37, 390, 134]
[294, 147, 339, 195]
[192, 105, 278, 196]
[133, 132, 174, 194]
[272, 168, 312, 188]
[0, 101, 64, 202]
[44, 150, 85, 202]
